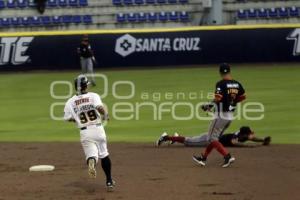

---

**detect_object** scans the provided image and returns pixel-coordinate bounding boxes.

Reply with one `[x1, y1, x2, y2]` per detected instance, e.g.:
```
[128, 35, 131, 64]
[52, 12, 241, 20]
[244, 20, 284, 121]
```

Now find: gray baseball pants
[207, 112, 233, 142]
[80, 57, 95, 84]
[184, 134, 209, 147]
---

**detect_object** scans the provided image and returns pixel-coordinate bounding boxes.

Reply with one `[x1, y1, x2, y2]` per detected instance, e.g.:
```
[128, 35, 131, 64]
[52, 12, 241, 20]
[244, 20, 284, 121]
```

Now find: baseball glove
[263, 136, 271, 146]
[201, 103, 214, 112]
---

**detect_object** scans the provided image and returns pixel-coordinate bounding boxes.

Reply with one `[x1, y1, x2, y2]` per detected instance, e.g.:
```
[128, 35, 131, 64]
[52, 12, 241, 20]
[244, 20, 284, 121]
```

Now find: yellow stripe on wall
[0, 24, 300, 37]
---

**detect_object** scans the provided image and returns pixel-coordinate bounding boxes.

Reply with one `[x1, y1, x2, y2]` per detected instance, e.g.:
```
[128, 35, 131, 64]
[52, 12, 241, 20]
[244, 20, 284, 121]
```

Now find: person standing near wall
[34, 0, 47, 14]
[77, 35, 97, 86]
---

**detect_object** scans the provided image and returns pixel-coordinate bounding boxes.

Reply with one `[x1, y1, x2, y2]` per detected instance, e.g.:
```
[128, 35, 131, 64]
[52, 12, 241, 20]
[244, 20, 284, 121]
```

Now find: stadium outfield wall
[1, 24, 300, 71]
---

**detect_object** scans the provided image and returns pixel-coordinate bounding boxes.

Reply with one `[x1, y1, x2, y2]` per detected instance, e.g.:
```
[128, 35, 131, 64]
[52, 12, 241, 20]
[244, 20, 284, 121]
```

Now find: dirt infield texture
[0, 143, 299, 200]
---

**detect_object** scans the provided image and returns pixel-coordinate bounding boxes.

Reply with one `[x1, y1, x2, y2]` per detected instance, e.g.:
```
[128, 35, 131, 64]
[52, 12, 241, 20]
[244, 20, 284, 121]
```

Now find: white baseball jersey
[64, 92, 103, 128]
[64, 92, 109, 161]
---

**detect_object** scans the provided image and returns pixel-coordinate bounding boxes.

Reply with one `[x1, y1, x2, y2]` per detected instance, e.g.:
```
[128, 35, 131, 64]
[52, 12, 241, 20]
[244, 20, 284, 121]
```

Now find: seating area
[0, 0, 299, 30]
[113, 0, 188, 6]
[117, 11, 189, 23]
[0, 0, 94, 29]
[113, 0, 191, 24]
[0, 0, 88, 9]
[0, 15, 92, 27]
[222, 0, 300, 24]
[237, 6, 300, 19]
[0, 0, 199, 30]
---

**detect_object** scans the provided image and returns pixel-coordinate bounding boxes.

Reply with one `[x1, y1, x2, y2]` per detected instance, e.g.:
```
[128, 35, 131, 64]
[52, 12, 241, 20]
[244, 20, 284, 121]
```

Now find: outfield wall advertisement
[1, 26, 300, 70]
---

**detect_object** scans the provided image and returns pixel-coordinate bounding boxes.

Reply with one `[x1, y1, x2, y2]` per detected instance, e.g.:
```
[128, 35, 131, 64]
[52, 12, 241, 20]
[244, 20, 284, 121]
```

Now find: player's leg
[80, 139, 99, 178]
[207, 119, 235, 167]
[96, 126, 115, 191]
[193, 118, 233, 167]
[157, 133, 209, 147]
[156, 132, 168, 146]
[170, 136, 185, 144]
[80, 57, 88, 73]
[87, 58, 96, 86]
[97, 141, 112, 182]
[156, 132, 186, 146]
[87, 157, 97, 178]
[167, 133, 186, 144]
[205, 119, 231, 157]
[214, 113, 235, 167]
[193, 119, 218, 166]
[184, 134, 209, 147]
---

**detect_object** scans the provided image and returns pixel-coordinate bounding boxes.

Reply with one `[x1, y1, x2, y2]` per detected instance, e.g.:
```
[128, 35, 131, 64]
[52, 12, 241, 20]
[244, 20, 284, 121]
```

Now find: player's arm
[66, 118, 76, 122]
[236, 83, 246, 103]
[249, 137, 264, 142]
[201, 83, 222, 111]
[249, 136, 271, 146]
[96, 106, 109, 121]
[63, 103, 75, 122]
[230, 138, 257, 148]
[87, 45, 97, 63]
[94, 94, 109, 121]
[88, 44, 94, 56]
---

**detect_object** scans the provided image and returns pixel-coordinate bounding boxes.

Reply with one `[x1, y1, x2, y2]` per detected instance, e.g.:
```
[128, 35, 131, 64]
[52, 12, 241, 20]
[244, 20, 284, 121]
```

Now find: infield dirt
[0, 143, 299, 200]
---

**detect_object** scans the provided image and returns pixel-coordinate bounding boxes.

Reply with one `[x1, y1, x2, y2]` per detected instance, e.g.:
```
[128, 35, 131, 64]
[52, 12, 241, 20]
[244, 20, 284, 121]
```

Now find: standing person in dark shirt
[34, 0, 47, 14]
[78, 35, 96, 86]
[156, 126, 271, 147]
[193, 63, 246, 168]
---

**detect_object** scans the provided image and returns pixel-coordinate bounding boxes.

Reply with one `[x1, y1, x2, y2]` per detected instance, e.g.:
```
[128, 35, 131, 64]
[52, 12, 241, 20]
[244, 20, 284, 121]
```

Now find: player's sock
[203, 142, 214, 158]
[101, 156, 112, 183]
[167, 136, 185, 143]
[211, 140, 228, 156]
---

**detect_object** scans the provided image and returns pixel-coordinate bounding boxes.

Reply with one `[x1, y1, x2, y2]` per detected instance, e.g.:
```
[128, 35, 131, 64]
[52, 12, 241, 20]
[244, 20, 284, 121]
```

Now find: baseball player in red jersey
[156, 126, 271, 147]
[193, 63, 246, 168]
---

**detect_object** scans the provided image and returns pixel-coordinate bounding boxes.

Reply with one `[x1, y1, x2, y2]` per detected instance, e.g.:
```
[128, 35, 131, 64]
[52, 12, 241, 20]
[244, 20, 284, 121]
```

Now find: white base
[29, 165, 55, 172]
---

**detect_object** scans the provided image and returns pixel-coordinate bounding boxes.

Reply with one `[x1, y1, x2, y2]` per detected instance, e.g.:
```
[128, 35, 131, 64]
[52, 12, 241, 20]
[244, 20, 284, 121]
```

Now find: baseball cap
[219, 63, 231, 74]
[74, 74, 90, 94]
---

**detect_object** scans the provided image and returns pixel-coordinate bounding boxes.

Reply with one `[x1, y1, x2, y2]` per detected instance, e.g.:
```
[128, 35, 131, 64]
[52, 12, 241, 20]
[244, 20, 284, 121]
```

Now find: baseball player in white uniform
[64, 74, 115, 191]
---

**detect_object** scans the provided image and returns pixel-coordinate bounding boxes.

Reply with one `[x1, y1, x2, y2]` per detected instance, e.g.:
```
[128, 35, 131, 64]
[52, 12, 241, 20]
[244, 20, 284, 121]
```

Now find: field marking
[1, 24, 300, 37]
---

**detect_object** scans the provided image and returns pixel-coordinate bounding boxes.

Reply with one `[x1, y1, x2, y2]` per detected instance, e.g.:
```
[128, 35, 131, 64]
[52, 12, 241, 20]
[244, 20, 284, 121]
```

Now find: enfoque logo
[115, 34, 201, 57]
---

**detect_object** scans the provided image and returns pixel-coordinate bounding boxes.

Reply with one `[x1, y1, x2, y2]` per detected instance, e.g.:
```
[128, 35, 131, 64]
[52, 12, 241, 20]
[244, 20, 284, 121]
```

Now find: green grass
[0, 65, 300, 143]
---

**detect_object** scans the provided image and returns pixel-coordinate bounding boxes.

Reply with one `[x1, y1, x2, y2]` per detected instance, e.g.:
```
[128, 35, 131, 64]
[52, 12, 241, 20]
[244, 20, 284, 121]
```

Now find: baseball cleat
[222, 154, 235, 168]
[156, 132, 168, 147]
[192, 155, 206, 166]
[106, 180, 116, 192]
[170, 132, 179, 145]
[88, 158, 97, 178]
